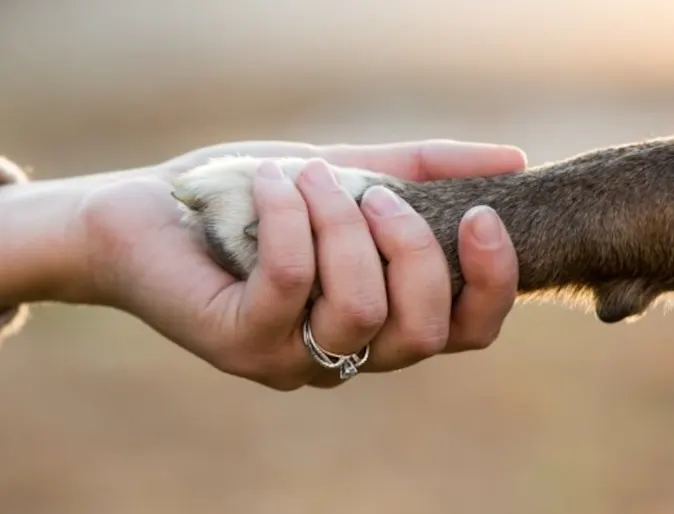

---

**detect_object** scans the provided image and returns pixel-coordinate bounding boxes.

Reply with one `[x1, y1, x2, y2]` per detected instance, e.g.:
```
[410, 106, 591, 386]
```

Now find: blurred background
[2, 1, 674, 513]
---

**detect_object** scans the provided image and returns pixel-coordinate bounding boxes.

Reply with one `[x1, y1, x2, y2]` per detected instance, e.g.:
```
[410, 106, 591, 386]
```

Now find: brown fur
[174, 136, 674, 325]
[374, 136, 674, 323]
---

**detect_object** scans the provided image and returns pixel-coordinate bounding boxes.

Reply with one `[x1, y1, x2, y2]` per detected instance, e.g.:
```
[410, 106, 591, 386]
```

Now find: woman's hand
[76, 140, 524, 389]
[0, 140, 525, 390]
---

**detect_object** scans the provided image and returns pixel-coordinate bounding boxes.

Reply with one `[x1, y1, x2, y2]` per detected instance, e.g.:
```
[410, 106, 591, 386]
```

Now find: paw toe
[594, 280, 661, 323]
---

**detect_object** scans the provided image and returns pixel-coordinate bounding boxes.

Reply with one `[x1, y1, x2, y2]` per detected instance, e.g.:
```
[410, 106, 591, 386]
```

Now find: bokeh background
[2, 1, 674, 513]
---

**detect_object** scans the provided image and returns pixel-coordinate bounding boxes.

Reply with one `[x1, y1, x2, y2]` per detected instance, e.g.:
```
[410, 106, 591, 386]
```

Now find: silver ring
[301, 318, 369, 380]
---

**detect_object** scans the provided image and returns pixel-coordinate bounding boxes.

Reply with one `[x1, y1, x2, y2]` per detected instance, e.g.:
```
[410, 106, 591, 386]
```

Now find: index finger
[161, 140, 527, 181]
[238, 161, 315, 337]
[320, 140, 527, 180]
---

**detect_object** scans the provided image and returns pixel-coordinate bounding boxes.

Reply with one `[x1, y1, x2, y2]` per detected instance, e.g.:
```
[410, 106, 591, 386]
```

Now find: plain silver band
[301, 318, 370, 380]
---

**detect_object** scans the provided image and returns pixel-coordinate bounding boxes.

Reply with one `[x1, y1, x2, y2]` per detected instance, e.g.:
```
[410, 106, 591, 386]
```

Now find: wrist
[0, 166, 155, 308]
[0, 177, 92, 306]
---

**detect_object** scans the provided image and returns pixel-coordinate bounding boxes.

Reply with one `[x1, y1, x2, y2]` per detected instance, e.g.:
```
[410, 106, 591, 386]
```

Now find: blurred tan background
[3, 1, 674, 513]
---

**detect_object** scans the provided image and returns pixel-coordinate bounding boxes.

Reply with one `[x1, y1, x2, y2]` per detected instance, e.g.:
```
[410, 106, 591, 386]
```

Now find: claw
[243, 220, 259, 239]
[170, 190, 205, 212]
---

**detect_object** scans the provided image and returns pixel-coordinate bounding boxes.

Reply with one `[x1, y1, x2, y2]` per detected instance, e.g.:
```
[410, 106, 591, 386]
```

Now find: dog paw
[171, 156, 392, 279]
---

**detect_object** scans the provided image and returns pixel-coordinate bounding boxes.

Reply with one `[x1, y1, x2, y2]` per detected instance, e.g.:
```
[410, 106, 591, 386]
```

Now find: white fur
[171, 156, 391, 275]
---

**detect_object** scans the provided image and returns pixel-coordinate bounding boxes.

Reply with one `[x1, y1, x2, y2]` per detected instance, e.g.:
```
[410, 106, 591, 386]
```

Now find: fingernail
[302, 160, 339, 189]
[361, 186, 404, 217]
[467, 206, 503, 249]
[257, 160, 285, 180]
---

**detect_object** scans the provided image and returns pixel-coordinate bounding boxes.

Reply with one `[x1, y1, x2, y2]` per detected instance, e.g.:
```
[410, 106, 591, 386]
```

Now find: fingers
[238, 161, 316, 337]
[235, 158, 390, 389]
[310, 195, 518, 387]
[295, 160, 388, 357]
[320, 140, 528, 181]
[308, 185, 451, 388]
[356, 186, 451, 371]
[447, 206, 518, 352]
[161, 140, 527, 183]
[170, 144, 523, 390]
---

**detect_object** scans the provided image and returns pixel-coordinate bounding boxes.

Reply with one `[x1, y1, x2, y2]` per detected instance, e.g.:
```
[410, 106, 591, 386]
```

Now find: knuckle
[400, 320, 449, 360]
[338, 294, 388, 332]
[266, 257, 314, 292]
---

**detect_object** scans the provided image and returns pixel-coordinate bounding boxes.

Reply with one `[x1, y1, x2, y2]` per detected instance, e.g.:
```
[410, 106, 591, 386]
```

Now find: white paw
[171, 156, 390, 279]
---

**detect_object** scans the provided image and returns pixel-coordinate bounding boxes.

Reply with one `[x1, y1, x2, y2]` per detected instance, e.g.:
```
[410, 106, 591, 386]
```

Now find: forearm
[0, 178, 91, 307]
[0, 161, 165, 312]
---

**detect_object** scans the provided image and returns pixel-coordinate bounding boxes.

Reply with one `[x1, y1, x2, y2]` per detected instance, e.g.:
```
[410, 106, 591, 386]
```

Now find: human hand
[75, 140, 525, 389]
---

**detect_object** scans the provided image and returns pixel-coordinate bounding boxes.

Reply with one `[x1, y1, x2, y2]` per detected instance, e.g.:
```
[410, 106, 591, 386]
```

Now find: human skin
[0, 139, 525, 390]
